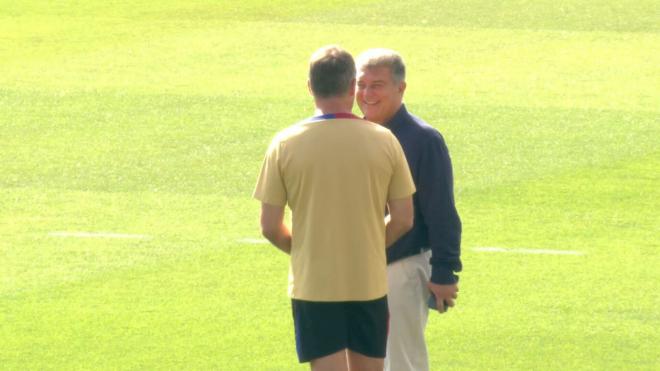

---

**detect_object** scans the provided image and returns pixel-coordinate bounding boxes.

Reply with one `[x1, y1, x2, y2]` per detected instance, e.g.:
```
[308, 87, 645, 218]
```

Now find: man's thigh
[386, 251, 432, 371]
[311, 350, 348, 371]
[387, 251, 431, 316]
[347, 349, 385, 371]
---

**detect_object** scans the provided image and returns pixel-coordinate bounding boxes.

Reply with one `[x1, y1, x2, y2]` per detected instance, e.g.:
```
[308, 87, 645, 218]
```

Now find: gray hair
[356, 48, 406, 83]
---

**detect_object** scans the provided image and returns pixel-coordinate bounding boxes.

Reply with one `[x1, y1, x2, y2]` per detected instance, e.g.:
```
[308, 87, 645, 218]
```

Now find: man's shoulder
[274, 117, 392, 145]
[271, 120, 313, 143]
[329, 117, 396, 140]
[402, 111, 446, 144]
[362, 118, 395, 134]
[405, 112, 436, 132]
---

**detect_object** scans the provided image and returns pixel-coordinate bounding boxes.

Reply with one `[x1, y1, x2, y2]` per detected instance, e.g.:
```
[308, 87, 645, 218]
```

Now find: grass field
[1, 1, 659, 370]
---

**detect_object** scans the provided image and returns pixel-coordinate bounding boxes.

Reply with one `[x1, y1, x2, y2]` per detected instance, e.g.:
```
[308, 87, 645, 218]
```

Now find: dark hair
[309, 45, 356, 98]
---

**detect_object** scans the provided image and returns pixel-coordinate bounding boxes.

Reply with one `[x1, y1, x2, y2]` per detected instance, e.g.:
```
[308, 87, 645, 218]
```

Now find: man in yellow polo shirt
[254, 45, 416, 371]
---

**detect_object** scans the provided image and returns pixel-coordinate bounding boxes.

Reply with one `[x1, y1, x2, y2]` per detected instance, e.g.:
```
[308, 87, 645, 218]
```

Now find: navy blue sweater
[385, 104, 462, 284]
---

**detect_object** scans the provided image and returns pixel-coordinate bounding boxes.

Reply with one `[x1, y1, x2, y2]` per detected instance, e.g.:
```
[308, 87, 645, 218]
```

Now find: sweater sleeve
[417, 131, 462, 284]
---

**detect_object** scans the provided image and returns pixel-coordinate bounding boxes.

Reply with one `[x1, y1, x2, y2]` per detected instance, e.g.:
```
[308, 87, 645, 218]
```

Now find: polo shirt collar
[384, 104, 409, 131]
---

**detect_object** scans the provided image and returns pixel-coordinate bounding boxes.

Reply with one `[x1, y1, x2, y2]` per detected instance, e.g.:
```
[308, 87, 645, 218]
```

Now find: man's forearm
[263, 224, 292, 254]
[427, 211, 462, 283]
[385, 196, 414, 248]
[385, 217, 412, 248]
[260, 203, 292, 254]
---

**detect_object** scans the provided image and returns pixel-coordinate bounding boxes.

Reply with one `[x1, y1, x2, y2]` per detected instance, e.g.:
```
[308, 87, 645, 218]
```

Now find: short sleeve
[253, 137, 287, 206]
[387, 134, 416, 200]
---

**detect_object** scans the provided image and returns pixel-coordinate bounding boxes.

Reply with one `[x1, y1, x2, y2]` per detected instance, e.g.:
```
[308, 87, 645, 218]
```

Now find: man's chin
[366, 115, 384, 124]
[363, 110, 379, 122]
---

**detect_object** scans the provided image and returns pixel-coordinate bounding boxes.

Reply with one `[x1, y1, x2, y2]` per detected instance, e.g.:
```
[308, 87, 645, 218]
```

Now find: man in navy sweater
[356, 48, 463, 371]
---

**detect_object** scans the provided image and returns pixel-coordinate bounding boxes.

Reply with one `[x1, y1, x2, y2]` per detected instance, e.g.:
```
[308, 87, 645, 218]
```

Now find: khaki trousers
[385, 250, 433, 371]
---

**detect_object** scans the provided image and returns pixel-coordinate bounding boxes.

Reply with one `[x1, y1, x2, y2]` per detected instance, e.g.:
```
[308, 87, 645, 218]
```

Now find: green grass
[1, 1, 659, 370]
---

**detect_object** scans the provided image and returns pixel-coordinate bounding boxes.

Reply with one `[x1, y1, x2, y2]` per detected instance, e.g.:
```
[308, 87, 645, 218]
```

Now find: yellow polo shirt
[254, 114, 415, 301]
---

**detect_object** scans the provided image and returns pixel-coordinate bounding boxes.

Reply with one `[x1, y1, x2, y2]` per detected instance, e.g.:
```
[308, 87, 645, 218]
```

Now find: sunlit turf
[1, 1, 658, 369]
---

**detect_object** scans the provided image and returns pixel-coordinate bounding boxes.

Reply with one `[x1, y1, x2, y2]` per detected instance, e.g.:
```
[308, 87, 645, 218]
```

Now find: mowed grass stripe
[2, 0, 657, 32]
[414, 102, 659, 193]
[0, 0, 369, 22]
[428, 155, 659, 370]
[0, 244, 300, 370]
[1, 21, 657, 111]
[461, 151, 659, 256]
[0, 186, 257, 297]
[294, 0, 660, 33]
[2, 90, 657, 196]
[472, 247, 585, 255]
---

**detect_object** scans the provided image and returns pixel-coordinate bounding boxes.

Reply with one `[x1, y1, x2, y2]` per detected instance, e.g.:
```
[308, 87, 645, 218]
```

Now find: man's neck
[377, 103, 404, 126]
[314, 96, 353, 115]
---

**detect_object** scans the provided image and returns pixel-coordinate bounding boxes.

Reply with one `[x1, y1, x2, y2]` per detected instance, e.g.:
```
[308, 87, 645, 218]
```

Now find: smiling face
[356, 66, 406, 125]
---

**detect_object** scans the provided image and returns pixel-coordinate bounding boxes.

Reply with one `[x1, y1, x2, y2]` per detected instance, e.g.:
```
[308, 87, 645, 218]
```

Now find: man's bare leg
[347, 350, 384, 371]
[311, 349, 348, 371]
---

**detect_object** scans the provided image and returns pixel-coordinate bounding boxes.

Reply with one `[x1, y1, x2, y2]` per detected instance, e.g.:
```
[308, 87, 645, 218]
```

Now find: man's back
[255, 114, 414, 301]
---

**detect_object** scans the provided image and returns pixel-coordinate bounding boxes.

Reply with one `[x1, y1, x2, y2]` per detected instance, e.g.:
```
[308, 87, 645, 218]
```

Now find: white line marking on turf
[48, 231, 151, 240]
[473, 247, 584, 255]
[237, 238, 269, 244]
[237, 239, 585, 255]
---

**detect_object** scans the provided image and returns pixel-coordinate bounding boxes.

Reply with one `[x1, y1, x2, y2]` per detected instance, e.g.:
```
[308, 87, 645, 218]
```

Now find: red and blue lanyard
[306, 112, 362, 122]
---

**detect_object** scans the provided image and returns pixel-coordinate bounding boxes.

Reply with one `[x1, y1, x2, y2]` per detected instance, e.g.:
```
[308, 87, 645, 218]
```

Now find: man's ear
[348, 78, 356, 97]
[399, 80, 407, 95]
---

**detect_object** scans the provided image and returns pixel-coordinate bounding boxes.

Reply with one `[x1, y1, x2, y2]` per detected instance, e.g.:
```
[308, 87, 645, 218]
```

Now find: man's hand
[427, 282, 458, 313]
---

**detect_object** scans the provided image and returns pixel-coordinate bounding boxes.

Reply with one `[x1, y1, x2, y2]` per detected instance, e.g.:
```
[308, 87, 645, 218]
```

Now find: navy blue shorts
[291, 296, 389, 363]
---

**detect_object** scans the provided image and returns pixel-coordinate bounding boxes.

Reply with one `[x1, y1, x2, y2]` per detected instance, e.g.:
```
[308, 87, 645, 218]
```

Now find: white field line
[48, 231, 151, 240]
[236, 239, 585, 256]
[237, 239, 584, 255]
[473, 247, 584, 256]
[237, 238, 269, 244]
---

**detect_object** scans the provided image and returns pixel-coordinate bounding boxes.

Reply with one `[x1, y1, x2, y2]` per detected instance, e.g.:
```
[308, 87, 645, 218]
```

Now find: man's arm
[385, 196, 414, 248]
[260, 202, 292, 254]
[418, 131, 462, 312]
